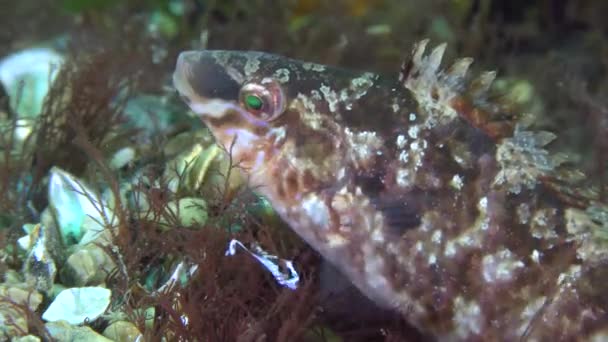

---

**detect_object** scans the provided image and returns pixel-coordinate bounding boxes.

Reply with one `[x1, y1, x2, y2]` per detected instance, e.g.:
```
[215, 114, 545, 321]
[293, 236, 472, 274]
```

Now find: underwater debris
[225, 239, 300, 290]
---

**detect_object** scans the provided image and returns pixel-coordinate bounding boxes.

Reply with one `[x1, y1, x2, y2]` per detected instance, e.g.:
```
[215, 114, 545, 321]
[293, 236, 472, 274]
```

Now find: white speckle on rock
[345, 128, 384, 167]
[301, 194, 330, 229]
[398, 150, 409, 163]
[303, 62, 326, 72]
[450, 174, 464, 190]
[408, 125, 420, 139]
[362, 243, 391, 291]
[516, 296, 546, 337]
[371, 228, 385, 243]
[320, 84, 339, 112]
[482, 248, 524, 284]
[396, 134, 407, 148]
[530, 209, 559, 240]
[530, 249, 541, 263]
[445, 240, 456, 257]
[273, 68, 290, 83]
[409, 113, 417, 121]
[244, 56, 260, 77]
[431, 230, 443, 244]
[349, 73, 375, 100]
[557, 265, 581, 285]
[452, 296, 482, 338]
[478, 197, 488, 211]
[396, 168, 412, 187]
[517, 203, 531, 225]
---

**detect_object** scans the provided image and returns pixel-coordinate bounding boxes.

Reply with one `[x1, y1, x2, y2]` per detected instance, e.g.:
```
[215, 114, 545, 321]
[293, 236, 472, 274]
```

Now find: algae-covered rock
[61, 244, 116, 287]
[0, 286, 42, 338]
[42, 286, 111, 325]
[140, 197, 208, 229]
[45, 321, 113, 342]
[167, 197, 208, 227]
[102, 321, 142, 342]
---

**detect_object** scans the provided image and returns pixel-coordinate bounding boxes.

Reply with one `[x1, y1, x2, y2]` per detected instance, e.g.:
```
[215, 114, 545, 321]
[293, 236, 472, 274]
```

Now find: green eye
[244, 94, 263, 110]
[239, 80, 286, 121]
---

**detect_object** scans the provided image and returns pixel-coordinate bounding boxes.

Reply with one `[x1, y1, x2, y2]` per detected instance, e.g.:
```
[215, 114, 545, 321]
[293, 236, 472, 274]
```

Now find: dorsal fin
[400, 40, 515, 140]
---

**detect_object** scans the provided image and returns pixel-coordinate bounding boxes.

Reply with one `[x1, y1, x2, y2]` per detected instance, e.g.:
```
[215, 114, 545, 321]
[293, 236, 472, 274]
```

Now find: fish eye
[239, 78, 285, 121]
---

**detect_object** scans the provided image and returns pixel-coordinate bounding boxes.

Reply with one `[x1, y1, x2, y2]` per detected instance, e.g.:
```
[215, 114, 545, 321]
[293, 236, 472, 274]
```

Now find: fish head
[173, 50, 358, 207]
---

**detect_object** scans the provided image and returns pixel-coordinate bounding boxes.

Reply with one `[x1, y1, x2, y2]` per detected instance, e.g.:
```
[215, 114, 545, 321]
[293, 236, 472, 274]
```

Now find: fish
[173, 40, 608, 340]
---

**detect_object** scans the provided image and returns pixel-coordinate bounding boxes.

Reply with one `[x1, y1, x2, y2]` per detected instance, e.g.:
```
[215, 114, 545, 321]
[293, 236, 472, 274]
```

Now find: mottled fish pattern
[173, 40, 608, 341]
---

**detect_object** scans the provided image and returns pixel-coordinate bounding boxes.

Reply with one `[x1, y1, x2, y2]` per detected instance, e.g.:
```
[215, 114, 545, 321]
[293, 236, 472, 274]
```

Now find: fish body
[173, 41, 608, 340]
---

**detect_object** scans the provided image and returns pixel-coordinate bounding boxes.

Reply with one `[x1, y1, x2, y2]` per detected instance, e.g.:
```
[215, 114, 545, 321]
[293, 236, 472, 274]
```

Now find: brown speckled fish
[173, 40, 608, 340]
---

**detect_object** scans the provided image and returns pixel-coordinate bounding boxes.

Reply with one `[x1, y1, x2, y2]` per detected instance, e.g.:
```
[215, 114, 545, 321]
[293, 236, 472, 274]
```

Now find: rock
[3, 269, 22, 285]
[18, 220, 63, 294]
[42, 287, 111, 325]
[102, 321, 142, 342]
[0, 285, 43, 310]
[141, 197, 208, 229]
[21, 224, 57, 293]
[45, 321, 113, 342]
[61, 244, 116, 287]
[168, 197, 208, 228]
[11, 335, 42, 342]
[0, 286, 42, 338]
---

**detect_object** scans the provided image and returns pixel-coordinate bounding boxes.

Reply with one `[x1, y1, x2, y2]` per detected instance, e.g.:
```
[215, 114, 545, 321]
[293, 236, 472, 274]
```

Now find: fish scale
[173, 41, 608, 340]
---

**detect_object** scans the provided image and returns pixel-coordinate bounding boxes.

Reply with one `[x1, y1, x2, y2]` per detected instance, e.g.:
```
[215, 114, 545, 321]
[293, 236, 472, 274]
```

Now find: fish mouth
[173, 51, 203, 105]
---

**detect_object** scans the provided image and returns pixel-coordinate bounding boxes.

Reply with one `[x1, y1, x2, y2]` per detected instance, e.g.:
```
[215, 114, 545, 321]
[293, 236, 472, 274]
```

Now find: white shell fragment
[42, 287, 111, 325]
[48, 167, 116, 246]
[225, 239, 299, 290]
[0, 47, 64, 118]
